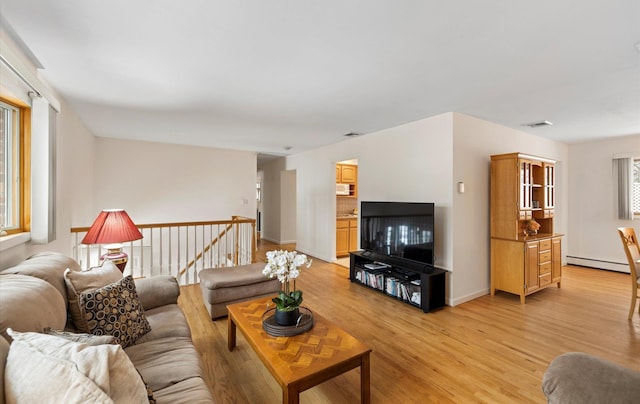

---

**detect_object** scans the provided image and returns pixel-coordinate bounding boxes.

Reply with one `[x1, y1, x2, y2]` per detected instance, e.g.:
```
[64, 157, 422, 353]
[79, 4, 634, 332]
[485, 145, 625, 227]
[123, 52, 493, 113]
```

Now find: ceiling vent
[523, 120, 553, 128]
[344, 132, 362, 137]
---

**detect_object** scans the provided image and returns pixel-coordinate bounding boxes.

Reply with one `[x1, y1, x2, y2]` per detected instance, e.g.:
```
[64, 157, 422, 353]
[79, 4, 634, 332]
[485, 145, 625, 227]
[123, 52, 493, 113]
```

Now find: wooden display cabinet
[490, 152, 562, 303]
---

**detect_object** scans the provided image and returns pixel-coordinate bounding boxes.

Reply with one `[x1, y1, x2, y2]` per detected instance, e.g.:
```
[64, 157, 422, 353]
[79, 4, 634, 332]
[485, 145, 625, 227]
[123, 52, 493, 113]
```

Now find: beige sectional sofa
[0, 251, 213, 403]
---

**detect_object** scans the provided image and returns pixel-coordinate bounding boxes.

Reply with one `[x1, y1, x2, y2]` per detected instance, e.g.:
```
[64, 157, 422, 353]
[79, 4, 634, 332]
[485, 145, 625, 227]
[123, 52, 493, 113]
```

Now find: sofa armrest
[134, 276, 180, 310]
[542, 352, 640, 404]
[0, 336, 9, 404]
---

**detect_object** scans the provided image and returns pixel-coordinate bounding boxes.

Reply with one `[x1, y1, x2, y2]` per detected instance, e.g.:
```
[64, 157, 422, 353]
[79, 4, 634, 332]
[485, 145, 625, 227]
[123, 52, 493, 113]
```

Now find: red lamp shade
[81, 209, 143, 245]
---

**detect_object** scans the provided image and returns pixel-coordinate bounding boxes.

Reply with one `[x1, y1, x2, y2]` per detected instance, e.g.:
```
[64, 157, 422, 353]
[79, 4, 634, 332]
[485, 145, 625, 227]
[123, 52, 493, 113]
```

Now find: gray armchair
[542, 352, 640, 403]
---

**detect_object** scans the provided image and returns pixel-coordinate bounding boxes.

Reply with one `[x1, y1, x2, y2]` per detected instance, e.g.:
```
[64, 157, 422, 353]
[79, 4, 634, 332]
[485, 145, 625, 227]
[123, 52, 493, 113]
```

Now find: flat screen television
[360, 201, 435, 265]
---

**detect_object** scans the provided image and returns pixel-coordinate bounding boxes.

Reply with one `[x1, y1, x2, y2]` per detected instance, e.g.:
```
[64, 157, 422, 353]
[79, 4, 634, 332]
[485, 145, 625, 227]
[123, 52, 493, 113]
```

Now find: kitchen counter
[337, 214, 358, 219]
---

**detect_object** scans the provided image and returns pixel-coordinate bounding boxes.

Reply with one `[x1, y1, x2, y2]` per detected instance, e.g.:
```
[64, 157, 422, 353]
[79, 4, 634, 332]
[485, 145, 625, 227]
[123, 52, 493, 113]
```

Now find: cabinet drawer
[539, 239, 551, 251]
[539, 272, 552, 287]
[539, 251, 552, 263]
[539, 262, 551, 275]
[518, 210, 533, 220]
[336, 220, 349, 229]
[349, 219, 357, 227]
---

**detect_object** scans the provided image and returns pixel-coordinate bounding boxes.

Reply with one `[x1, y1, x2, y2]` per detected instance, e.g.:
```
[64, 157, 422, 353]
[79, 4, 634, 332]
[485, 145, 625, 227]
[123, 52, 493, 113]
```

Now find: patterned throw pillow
[78, 275, 151, 348]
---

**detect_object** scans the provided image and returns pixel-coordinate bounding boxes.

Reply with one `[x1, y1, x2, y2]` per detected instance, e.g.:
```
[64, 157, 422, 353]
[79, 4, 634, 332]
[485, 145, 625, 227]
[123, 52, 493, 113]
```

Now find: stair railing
[70, 216, 257, 285]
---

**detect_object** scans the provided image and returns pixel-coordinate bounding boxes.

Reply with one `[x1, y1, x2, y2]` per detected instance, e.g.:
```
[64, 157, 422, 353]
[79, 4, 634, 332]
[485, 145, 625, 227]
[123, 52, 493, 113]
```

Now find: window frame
[0, 97, 31, 235]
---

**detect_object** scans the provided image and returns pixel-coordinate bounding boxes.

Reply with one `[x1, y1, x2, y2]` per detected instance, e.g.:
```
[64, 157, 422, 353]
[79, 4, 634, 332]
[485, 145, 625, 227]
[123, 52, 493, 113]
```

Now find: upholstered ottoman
[199, 263, 281, 319]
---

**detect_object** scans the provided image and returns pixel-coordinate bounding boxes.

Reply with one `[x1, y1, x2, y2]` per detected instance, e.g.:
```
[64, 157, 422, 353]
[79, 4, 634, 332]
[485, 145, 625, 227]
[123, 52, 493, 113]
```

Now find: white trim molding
[0, 232, 31, 252]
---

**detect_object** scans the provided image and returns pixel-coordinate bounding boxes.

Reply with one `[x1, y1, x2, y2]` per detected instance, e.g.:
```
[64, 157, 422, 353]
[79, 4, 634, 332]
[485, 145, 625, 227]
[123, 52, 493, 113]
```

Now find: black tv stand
[349, 250, 446, 313]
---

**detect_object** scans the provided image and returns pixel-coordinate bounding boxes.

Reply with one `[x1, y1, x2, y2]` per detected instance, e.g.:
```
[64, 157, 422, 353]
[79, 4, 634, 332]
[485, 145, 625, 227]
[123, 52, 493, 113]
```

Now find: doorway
[256, 158, 296, 245]
[335, 159, 358, 266]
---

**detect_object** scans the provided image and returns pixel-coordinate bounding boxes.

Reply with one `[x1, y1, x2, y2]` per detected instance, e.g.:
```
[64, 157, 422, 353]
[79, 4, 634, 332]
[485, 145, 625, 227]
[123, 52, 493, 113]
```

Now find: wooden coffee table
[227, 297, 371, 404]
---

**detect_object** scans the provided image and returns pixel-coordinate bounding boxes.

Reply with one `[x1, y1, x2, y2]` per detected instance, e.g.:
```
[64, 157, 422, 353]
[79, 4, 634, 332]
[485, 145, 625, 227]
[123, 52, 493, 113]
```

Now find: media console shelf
[349, 250, 446, 313]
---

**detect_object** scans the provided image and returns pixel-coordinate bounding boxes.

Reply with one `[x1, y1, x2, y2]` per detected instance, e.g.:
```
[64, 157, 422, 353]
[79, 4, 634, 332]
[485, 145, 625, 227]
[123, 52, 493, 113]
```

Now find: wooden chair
[617, 227, 640, 319]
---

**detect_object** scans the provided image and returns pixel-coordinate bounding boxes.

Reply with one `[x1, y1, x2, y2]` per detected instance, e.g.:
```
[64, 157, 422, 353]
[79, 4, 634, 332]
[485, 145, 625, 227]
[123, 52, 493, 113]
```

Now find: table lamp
[81, 209, 143, 272]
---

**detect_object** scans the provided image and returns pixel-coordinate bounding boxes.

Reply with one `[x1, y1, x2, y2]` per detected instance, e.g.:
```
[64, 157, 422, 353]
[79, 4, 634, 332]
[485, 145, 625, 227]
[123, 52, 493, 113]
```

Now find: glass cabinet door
[519, 160, 533, 210]
[544, 164, 555, 209]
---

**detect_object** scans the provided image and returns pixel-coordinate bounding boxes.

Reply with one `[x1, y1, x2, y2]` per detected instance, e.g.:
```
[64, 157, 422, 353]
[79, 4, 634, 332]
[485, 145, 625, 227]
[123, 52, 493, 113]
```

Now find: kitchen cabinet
[337, 218, 358, 257]
[336, 164, 358, 198]
[336, 164, 357, 183]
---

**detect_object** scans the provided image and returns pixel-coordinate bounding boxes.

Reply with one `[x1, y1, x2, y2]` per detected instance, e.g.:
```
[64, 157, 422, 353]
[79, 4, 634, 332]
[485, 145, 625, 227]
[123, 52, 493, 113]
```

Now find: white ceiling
[1, 1, 639, 157]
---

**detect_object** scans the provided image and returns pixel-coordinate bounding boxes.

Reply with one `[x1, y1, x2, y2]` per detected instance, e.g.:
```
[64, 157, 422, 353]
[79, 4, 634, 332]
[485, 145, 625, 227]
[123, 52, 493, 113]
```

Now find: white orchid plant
[263, 250, 312, 311]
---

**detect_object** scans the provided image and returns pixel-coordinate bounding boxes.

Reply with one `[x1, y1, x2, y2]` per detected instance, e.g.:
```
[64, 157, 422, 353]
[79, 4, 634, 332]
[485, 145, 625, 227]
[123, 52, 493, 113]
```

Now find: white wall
[260, 159, 298, 244]
[91, 138, 257, 225]
[275, 112, 571, 305]
[260, 157, 285, 243]
[2, 116, 260, 269]
[280, 170, 297, 244]
[286, 113, 454, 268]
[451, 113, 569, 304]
[283, 113, 456, 303]
[567, 135, 640, 272]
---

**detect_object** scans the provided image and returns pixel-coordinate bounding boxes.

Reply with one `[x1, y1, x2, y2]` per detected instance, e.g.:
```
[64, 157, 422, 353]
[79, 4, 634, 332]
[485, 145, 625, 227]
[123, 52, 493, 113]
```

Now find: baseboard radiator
[566, 255, 630, 274]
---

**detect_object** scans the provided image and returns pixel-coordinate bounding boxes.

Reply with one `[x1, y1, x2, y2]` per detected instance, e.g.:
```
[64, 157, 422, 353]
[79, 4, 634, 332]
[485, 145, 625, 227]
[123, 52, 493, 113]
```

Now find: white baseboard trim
[260, 236, 296, 245]
[566, 256, 630, 274]
[449, 289, 489, 307]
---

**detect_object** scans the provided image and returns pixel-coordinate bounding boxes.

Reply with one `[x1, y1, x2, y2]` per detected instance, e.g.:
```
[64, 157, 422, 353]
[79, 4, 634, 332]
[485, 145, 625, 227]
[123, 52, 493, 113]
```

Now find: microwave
[336, 183, 350, 195]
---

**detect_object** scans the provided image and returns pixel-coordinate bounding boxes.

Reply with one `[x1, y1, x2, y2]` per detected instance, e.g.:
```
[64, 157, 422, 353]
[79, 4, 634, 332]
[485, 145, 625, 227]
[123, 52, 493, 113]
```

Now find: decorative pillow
[5, 328, 149, 403]
[64, 260, 122, 331]
[43, 328, 155, 402]
[78, 275, 151, 348]
[43, 327, 117, 346]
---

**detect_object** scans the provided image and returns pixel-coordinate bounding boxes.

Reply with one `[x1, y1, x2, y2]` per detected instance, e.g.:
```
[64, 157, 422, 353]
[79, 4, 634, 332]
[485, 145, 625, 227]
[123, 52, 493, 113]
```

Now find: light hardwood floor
[178, 240, 640, 403]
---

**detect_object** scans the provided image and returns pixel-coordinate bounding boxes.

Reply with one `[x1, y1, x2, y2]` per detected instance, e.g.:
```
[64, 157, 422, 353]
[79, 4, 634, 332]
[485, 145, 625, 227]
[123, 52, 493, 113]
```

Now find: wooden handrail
[70, 217, 256, 233]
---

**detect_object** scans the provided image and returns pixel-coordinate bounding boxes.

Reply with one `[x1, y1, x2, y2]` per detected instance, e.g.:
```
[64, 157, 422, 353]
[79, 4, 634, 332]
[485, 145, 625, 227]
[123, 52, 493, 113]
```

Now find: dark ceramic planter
[274, 308, 300, 326]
